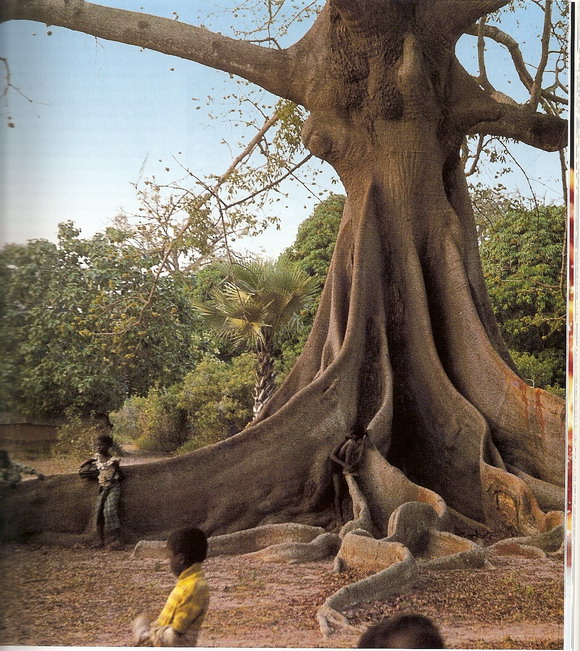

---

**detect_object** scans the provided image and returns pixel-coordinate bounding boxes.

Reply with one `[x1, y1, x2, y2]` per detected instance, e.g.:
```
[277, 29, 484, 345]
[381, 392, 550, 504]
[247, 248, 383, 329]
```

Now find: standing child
[78, 434, 122, 549]
[132, 527, 210, 647]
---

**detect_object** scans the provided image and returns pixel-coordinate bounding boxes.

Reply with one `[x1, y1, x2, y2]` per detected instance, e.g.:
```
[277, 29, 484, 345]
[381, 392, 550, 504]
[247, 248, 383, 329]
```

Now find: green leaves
[480, 201, 565, 390]
[0, 223, 201, 418]
[192, 258, 320, 350]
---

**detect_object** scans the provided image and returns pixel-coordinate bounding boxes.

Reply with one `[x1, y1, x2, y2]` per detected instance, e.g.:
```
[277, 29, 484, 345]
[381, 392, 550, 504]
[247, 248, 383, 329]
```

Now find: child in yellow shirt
[132, 527, 210, 647]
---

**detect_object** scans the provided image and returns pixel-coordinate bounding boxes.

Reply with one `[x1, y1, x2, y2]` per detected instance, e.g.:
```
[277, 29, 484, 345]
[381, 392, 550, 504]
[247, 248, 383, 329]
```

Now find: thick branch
[449, 61, 566, 151]
[529, 0, 553, 111]
[0, 0, 302, 103]
[469, 101, 566, 151]
[426, 0, 511, 37]
[467, 22, 532, 92]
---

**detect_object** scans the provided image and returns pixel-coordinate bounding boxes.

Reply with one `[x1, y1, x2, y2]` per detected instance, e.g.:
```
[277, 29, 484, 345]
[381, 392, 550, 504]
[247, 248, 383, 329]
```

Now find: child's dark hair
[167, 527, 208, 564]
[358, 613, 444, 648]
[96, 434, 114, 448]
[350, 424, 367, 438]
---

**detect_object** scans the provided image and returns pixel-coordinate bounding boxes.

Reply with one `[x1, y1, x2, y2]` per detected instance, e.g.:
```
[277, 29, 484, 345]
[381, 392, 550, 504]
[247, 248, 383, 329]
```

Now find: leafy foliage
[192, 258, 320, 349]
[0, 222, 201, 418]
[110, 353, 255, 453]
[480, 202, 565, 390]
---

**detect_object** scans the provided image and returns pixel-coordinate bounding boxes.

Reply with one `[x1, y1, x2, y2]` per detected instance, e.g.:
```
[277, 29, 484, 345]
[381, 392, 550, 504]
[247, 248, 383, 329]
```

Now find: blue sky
[0, 0, 566, 256]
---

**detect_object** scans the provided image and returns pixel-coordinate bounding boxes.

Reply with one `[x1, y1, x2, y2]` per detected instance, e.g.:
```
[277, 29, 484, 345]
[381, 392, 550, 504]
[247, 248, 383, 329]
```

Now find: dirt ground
[0, 450, 566, 649]
[0, 543, 565, 649]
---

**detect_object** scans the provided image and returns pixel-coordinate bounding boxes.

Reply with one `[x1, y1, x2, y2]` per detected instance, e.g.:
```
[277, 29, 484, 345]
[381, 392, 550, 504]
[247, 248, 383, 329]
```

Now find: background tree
[1, 1, 567, 589]
[192, 258, 319, 417]
[480, 200, 565, 392]
[0, 222, 200, 418]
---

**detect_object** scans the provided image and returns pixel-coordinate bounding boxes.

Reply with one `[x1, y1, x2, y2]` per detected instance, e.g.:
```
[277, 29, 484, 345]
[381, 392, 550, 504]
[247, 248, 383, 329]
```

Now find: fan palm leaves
[192, 258, 320, 417]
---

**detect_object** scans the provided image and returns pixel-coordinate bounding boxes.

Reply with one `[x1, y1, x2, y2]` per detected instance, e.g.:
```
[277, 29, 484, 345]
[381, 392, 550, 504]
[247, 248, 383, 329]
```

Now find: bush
[109, 396, 149, 443]
[175, 354, 255, 452]
[110, 354, 255, 454]
[53, 414, 119, 459]
[111, 388, 188, 454]
[509, 350, 565, 395]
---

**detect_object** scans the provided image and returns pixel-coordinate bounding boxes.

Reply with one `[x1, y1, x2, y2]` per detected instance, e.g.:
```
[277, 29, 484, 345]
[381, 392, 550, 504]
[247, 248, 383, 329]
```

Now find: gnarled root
[316, 534, 417, 637]
[242, 532, 341, 564]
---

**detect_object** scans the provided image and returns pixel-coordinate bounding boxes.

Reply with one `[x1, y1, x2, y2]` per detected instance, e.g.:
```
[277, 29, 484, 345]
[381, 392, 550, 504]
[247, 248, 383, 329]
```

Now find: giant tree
[0, 0, 566, 567]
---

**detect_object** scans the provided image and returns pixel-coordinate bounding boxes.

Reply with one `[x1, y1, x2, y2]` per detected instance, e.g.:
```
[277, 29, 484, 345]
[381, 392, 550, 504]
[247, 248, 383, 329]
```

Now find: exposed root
[317, 543, 418, 636]
[316, 604, 358, 637]
[242, 532, 341, 563]
[339, 471, 374, 537]
[207, 523, 326, 556]
[488, 524, 565, 554]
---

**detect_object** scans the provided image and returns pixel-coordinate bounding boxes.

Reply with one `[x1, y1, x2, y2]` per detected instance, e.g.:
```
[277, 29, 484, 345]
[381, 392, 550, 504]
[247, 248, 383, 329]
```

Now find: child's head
[95, 434, 114, 455]
[357, 614, 444, 649]
[349, 424, 367, 440]
[167, 527, 208, 576]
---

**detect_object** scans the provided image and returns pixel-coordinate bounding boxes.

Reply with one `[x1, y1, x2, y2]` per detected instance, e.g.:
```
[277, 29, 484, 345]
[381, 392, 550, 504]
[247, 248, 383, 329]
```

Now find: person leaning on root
[329, 425, 367, 525]
[78, 434, 123, 549]
[0, 449, 45, 487]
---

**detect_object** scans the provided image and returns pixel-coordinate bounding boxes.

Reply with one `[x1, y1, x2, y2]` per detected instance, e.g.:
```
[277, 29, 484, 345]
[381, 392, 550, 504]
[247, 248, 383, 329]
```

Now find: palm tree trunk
[253, 336, 277, 418]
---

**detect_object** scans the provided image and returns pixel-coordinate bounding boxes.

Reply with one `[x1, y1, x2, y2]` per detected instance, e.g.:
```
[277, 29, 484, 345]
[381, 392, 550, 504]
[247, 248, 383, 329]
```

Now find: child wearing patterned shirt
[78, 434, 122, 549]
[0, 449, 45, 487]
[132, 527, 210, 647]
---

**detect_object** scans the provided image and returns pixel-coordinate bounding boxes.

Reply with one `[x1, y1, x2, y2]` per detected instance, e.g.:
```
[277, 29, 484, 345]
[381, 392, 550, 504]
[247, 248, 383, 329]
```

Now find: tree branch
[465, 21, 565, 106]
[469, 100, 567, 151]
[529, 0, 552, 111]
[448, 60, 566, 152]
[425, 0, 511, 37]
[0, 0, 302, 103]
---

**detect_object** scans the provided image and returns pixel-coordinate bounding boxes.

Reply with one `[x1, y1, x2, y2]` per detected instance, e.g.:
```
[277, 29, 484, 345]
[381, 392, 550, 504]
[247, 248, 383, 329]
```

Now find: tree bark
[0, 0, 565, 544]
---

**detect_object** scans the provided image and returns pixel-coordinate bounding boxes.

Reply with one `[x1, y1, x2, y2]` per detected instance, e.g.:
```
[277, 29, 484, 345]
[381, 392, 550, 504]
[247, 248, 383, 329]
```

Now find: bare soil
[1, 450, 565, 649]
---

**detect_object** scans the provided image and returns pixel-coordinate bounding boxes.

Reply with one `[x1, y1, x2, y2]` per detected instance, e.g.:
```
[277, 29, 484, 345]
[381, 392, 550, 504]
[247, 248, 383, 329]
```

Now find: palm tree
[192, 258, 320, 418]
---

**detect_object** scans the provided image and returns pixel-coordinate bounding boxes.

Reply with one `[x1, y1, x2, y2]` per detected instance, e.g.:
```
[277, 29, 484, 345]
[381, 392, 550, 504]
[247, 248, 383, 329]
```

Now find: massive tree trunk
[0, 0, 566, 544]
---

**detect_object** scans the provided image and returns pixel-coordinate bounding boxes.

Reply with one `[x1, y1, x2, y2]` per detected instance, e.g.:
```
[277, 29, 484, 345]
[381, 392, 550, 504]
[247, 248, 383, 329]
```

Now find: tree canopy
[480, 200, 565, 391]
[0, 222, 201, 417]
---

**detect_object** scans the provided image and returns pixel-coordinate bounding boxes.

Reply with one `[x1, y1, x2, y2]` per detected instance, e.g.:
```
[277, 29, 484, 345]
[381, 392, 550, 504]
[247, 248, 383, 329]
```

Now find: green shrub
[109, 395, 150, 442]
[175, 354, 255, 452]
[509, 350, 565, 395]
[136, 389, 188, 454]
[110, 353, 255, 454]
[53, 414, 119, 459]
